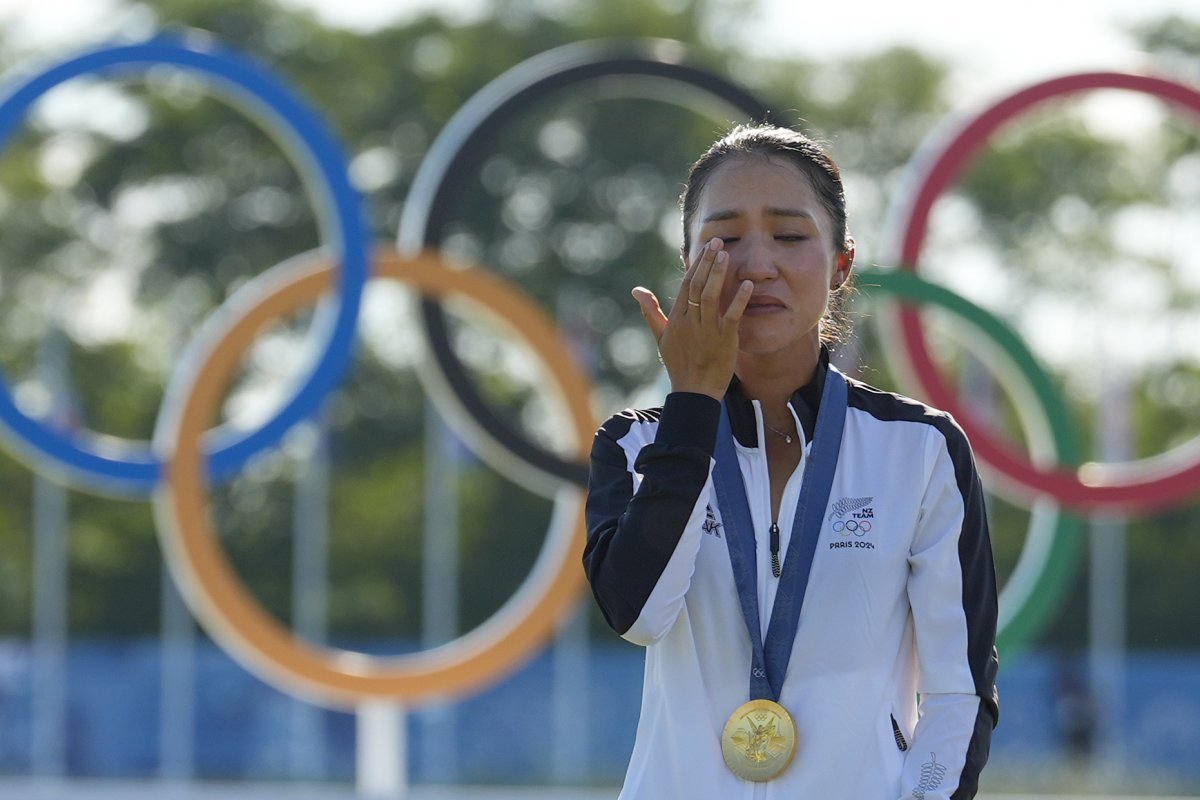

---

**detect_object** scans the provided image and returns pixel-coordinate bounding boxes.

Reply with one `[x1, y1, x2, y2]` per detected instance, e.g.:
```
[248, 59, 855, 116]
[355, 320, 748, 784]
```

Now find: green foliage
[0, 454, 33, 634]
[1127, 499, 1200, 648]
[69, 494, 160, 634]
[1135, 15, 1200, 61]
[962, 124, 1138, 241]
[0, 0, 1195, 659]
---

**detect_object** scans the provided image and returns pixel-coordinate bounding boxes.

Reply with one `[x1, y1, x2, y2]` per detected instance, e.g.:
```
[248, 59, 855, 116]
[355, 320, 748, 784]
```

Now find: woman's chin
[737, 324, 820, 360]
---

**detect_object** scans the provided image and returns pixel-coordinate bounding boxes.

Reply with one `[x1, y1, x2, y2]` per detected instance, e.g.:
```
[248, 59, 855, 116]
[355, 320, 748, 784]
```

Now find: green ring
[857, 269, 1084, 655]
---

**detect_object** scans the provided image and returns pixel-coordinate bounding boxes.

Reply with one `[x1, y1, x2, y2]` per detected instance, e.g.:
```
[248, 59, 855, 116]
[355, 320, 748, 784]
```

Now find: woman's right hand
[632, 238, 753, 401]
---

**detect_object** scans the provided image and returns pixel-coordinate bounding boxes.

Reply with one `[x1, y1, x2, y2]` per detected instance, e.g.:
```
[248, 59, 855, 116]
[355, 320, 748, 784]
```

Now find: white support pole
[357, 701, 407, 798]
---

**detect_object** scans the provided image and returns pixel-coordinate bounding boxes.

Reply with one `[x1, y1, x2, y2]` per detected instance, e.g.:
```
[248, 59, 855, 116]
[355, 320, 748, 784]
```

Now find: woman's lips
[744, 297, 786, 314]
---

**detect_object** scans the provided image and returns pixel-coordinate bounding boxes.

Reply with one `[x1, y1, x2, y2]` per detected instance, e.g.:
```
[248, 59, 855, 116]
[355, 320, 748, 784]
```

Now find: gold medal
[721, 698, 798, 782]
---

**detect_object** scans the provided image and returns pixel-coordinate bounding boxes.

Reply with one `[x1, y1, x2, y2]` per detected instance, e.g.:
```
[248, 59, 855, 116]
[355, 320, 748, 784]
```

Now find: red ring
[893, 72, 1200, 513]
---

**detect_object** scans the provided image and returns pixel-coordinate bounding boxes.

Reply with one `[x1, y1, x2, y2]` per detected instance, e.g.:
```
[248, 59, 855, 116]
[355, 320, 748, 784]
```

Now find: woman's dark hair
[681, 123, 850, 257]
[680, 123, 855, 343]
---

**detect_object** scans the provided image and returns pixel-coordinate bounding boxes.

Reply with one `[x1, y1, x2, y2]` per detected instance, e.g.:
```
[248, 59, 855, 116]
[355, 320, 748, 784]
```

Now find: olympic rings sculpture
[154, 247, 593, 704]
[0, 33, 369, 496]
[397, 39, 775, 495]
[884, 72, 1200, 514]
[0, 33, 1196, 706]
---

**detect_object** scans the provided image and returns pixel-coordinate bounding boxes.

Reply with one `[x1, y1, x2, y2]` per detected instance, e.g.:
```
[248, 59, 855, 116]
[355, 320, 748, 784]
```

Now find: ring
[0, 35, 368, 496]
[884, 71, 1200, 513]
[858, 269, 1084, 654]
[397, 39, 779, 495]
[154, 246, 593, 706]
[688, 299, 702, 307]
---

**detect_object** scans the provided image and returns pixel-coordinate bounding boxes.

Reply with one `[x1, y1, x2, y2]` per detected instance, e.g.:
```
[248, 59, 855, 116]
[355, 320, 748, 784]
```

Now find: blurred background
[0, 0, 1198, 797]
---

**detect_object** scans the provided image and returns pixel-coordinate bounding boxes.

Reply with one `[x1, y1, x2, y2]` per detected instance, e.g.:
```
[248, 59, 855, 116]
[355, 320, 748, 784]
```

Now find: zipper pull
[769, 522, 781, 578]
[890, 714, 909, 751]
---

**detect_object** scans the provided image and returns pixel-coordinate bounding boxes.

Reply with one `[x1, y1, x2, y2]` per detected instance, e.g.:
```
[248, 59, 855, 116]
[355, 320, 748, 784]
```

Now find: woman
[584, 123, 998, 799]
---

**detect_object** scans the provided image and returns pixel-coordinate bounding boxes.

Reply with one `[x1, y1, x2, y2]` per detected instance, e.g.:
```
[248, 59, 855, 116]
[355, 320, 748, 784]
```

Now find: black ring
[399, 39, 784, 488]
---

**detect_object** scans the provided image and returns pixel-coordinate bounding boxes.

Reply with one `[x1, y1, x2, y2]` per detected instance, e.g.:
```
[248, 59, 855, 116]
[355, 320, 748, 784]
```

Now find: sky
[0, 0, 1194, 141]
[0, 0, 1195, 96]
[277, 0, 1195, 98]
[0, 0, 1192, 153]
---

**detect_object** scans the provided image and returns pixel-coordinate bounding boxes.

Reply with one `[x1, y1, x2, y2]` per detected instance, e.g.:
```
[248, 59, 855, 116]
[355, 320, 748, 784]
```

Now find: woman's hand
[632, 238, 753, 400]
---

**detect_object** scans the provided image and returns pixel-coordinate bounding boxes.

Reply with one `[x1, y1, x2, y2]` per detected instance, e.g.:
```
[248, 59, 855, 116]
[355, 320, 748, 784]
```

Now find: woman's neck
[735, 340, 822, 411]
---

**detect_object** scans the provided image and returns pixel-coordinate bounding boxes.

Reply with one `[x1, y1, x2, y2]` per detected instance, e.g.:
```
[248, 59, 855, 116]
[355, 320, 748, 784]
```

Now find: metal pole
[419, 403, 460, 784]
[31, 327, 71, 778]
[292, 418, 331, 780]
[551, 606, 590, 783]
[157, 319, 197, 782]
[159, 570, 195, 779]
[31, 469, 68, 778]
[1088, 369, 1130, 776]
[30, 472, 67, 777]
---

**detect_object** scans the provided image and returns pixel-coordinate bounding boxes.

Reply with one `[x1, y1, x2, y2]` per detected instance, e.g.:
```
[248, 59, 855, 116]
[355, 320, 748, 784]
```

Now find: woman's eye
[776, 234, 808, 242]
[718, 236, 740, 245]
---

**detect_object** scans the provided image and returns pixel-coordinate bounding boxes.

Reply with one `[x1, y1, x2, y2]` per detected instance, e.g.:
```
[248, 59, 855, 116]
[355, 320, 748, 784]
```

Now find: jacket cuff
[655, 392, 721, 456]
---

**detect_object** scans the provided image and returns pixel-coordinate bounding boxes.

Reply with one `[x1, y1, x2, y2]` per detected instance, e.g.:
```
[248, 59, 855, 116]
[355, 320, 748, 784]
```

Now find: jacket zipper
[762, 402, 794, 581]
[890, 714, 909, 751]
[769, 521, 781, 578]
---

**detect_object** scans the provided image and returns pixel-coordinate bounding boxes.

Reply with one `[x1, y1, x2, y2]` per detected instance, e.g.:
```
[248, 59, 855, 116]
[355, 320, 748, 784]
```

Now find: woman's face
[685, 155, 851, 359]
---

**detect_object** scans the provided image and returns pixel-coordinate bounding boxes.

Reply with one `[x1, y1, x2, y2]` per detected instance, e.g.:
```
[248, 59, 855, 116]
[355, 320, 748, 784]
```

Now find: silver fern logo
[911, 752, 946, 800]
[828, 496, 873, 521]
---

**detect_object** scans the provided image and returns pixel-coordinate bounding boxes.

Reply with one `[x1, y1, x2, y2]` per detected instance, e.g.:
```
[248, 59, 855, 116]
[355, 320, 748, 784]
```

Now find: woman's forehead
[701, 156, 818, 200]
[693, 156, 826, 225]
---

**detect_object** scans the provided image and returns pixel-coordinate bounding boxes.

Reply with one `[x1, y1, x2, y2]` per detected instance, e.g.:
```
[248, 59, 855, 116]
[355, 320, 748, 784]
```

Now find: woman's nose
[734, 236, 776, 280]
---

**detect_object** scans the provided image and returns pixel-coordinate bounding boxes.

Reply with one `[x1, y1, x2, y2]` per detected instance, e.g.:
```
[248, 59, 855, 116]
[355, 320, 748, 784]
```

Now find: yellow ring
[154, 246, 593, 707]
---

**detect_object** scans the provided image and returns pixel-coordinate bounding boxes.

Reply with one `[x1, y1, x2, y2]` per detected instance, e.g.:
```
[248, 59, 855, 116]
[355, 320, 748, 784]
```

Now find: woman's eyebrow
[702, 207, 813, 223]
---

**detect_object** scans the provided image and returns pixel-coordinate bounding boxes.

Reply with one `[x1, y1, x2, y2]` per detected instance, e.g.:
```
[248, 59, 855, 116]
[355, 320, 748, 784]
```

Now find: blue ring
[0, 35, 367, 494]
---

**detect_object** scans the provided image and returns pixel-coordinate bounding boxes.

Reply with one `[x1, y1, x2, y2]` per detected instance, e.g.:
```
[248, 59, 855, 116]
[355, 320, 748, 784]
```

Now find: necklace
[764, 421, 796, 445]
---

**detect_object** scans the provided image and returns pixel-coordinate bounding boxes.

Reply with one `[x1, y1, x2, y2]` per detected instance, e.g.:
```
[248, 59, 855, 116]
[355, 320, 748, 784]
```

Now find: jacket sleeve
[898, 417, 999, 800]
[583, 392, 721, 645]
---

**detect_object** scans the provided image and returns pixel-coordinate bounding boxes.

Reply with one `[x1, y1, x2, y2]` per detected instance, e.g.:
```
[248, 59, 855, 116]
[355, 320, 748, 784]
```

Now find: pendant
[721, 698, 798, 782]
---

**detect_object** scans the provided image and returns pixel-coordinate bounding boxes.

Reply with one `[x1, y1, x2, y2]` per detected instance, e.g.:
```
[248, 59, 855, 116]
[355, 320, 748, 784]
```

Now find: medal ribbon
[712, 367, 847, 702]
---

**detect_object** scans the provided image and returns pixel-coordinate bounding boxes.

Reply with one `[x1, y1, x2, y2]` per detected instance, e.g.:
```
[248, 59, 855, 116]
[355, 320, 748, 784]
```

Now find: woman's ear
[831, 239, 855, 289]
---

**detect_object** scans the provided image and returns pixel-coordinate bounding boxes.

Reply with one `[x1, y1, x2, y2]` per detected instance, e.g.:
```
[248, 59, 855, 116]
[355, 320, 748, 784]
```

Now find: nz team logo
[828, 496, 875, 549]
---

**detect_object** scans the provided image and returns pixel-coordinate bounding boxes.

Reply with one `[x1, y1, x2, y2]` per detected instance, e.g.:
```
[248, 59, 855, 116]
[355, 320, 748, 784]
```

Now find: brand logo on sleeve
[702, 505, 723, 538]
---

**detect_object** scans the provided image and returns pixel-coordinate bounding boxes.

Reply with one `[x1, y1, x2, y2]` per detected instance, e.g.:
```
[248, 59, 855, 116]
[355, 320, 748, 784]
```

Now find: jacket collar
[725, 346, 830, 449]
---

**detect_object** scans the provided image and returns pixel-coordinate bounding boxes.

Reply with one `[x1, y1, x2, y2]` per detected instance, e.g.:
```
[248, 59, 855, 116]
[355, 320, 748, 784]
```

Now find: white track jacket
[585, 357, 999, 799]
